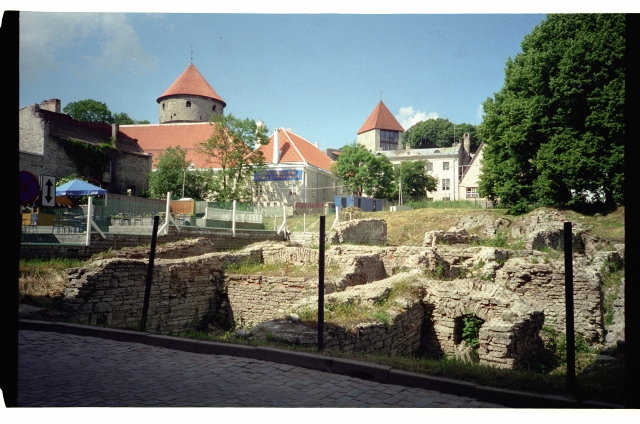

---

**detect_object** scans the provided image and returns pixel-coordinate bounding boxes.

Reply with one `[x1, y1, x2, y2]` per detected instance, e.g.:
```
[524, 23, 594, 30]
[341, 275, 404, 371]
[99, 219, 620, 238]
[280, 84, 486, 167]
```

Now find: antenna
[190, 46, 193, 64]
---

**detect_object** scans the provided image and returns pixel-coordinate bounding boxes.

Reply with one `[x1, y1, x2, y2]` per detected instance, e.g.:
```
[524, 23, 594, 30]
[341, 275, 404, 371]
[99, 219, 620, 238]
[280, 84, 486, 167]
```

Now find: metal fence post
[141, 216, 160, 332]
[318, 215, 325, 351]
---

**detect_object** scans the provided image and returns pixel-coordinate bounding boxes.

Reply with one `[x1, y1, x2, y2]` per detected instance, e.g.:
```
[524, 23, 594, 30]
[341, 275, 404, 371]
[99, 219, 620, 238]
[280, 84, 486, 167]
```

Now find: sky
[16, 3, 631, 153]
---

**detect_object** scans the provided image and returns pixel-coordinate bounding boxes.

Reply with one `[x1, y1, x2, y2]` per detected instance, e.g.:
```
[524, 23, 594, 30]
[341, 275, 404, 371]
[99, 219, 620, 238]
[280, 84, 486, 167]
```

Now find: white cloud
[475, 103, 484, 124]
[396, 106, 439, 130]
[20, 12, 158, 80]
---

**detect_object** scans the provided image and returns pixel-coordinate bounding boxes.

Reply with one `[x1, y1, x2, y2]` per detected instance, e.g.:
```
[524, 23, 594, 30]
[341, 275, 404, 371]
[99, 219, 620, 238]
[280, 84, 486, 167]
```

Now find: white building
[248, 128, 340, 207]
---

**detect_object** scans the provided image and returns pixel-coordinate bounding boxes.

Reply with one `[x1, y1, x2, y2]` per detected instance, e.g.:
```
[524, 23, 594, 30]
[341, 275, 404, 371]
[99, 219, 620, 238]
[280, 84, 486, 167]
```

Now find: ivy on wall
[60, 138, 114, 181]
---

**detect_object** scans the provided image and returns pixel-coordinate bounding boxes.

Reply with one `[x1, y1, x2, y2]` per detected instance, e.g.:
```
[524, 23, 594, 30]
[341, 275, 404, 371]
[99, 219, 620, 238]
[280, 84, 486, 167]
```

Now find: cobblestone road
[17, 330, 504, 407]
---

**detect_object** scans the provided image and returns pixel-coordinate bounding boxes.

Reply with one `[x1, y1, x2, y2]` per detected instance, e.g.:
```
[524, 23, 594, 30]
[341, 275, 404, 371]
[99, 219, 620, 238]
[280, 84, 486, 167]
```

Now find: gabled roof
[251, 128, 334, 172]
[357, 101, 404, 134]
[157, 64, 226, 106]
[119, 122, 223, 169]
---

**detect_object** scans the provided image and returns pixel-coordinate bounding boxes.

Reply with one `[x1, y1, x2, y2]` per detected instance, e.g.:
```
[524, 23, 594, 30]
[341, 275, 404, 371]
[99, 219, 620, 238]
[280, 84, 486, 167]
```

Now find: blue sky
[17, 4, 628, 152]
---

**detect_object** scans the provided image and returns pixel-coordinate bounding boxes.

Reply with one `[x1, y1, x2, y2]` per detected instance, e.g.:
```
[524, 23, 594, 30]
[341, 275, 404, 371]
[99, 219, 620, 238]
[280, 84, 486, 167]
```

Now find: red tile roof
[119, 123, 223, 169]
[357, 101, 404, 134]
[157, 64, 226, 106]
[251, 128, 334, 171]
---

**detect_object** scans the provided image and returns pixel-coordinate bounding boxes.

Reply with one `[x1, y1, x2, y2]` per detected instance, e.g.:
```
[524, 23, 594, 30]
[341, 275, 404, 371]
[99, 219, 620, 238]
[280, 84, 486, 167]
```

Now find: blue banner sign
[254, 170, 302, 182]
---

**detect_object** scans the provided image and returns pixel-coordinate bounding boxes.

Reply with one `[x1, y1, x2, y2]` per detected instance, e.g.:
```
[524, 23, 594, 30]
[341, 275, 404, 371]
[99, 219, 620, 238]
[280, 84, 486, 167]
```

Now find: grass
[19, 257, 85, 299]
[600, 260, 624, 326]
[292, 277, 419, 330]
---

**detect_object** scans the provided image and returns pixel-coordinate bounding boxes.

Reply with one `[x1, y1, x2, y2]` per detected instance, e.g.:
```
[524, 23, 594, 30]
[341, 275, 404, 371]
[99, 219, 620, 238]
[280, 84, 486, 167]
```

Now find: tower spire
[190, 46, 193, 64]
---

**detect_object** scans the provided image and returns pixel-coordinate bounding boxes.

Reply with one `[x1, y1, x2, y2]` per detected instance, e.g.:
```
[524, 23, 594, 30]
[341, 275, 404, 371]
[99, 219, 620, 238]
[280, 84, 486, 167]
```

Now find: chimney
[463, 133, 471, 159]
[272, 129, 280, 165]
[39, 99, 61, 113]
[112, 123, 119, 141]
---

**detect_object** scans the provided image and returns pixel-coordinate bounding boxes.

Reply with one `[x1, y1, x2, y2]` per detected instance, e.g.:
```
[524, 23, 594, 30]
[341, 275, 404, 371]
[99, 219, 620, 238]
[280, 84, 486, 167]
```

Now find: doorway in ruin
[453, 314, 485, 353]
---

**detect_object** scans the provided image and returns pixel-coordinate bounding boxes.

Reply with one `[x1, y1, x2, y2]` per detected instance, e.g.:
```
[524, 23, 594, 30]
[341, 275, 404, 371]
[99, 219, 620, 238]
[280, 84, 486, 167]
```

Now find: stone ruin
[56, 211, 624, 370]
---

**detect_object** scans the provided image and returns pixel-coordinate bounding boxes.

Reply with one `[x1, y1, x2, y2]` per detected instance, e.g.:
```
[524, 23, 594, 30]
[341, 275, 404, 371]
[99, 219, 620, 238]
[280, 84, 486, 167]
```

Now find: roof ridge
[282, 129, 306, 164]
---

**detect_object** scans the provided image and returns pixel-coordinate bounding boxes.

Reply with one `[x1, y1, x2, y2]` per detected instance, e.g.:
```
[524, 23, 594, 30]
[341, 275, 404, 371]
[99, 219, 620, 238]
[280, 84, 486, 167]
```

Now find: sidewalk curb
[17, 319, 624, 409]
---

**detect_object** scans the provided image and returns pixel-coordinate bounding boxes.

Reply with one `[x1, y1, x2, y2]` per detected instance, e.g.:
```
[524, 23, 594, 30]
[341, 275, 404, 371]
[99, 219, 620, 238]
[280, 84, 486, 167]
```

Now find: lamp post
[181, 163, 195, 199]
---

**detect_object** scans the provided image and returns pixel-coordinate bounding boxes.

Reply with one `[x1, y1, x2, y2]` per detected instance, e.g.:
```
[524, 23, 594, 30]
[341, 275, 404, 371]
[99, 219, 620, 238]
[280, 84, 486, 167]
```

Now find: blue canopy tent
[55, 179, 107, 197]
[55, 179, 107, 244]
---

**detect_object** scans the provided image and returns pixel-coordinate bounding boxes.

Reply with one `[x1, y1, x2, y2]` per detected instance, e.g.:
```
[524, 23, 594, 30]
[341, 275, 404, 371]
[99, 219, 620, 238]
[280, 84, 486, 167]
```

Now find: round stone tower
[157, 64, 226, 124]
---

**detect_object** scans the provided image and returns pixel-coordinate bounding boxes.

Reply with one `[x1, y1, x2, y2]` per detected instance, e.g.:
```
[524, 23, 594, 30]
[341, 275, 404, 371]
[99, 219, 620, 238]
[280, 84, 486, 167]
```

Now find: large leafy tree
[394, 160, 439, 202]
[63, 99, 114, 123]
[331, 143, 395, 200]
[148, 146, 209, 200]
[403, 118, 478, 152]
[478, 14, 624, 213]
[197, 114, 269, 202]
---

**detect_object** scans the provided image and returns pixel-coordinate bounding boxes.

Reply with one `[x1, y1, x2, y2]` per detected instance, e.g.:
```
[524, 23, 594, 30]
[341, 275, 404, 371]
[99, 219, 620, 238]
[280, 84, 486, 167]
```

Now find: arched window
[186, 101, 191, 108]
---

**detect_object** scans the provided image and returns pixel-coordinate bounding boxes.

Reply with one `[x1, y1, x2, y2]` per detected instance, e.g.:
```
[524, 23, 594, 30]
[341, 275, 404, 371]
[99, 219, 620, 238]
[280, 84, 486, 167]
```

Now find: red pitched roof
[357, 101, 404, 134]
[251, 128, 334, 171]
[119, 123, 223, 169]
[157, 64, 226, 106]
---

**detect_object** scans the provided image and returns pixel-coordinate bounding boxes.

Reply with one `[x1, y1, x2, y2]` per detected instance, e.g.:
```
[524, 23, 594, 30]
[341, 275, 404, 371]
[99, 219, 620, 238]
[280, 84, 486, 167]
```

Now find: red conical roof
[357, 101, 404, 134]
[157, 64, 226, 106]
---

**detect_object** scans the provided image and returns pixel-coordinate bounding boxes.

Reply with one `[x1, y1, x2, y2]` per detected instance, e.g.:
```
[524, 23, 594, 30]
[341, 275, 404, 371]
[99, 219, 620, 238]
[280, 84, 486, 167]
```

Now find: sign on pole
[40, 175, 56, 207]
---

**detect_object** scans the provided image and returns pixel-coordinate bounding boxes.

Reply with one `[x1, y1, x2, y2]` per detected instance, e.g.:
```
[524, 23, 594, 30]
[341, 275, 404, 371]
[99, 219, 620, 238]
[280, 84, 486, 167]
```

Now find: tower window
[212, 105, 216, 111]
[186, 101, 191, 108]
[162, 103, 165, 110]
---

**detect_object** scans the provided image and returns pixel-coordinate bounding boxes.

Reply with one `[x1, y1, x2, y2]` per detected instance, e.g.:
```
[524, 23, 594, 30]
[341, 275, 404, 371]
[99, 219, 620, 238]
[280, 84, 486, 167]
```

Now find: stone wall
[423, 229, 479, 247]
[323, 303, 425, 356]
[494, 256, 604, 343]
[61, 250, 260, 334]
[328, 219, 387, 245]
[225, 275, 317, 327]
[20, 227, 284, 259]
[421, 279, 545, 369]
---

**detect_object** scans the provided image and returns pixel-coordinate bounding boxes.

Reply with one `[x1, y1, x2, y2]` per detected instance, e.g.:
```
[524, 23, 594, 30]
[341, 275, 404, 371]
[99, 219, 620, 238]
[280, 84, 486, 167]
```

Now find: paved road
[17, 330, 503, 408]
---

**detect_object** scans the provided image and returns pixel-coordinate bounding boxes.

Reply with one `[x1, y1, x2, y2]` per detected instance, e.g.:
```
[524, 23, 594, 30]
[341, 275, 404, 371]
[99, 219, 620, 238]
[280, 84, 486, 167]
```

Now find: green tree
[478, 14, 624, 213]
[63, 99, 114, 123]
[197, 114, 270, 202]
[395, 160, 438, 202]
[112, 112, 150, 125]
[331, 143, 396, 200]
[63, 99, 150, 125]
[403, 118, 478, 151]
[148, 146, 199, 199]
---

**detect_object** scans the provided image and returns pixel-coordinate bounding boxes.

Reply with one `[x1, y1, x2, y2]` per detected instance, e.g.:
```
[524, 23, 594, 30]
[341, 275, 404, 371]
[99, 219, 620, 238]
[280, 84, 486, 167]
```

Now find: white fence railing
[204, 207, 264, 224]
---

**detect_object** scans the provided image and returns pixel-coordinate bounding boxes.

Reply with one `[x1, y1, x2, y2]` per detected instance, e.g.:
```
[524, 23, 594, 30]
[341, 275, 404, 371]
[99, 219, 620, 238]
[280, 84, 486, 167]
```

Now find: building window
[443, 162, 450, 171]
[254, 184, 263, 197]
[289, 183, 297, 196]
[380, 130, 399, 151]
[466, 187, 479, 198]
[186, 101, 191, 108]
[127, 187, 135, 196]
[442, 179, 450, 191]
[212, 105, 216, 111]
[426, 162, 433, 172]
[162, 103, 165, 110]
